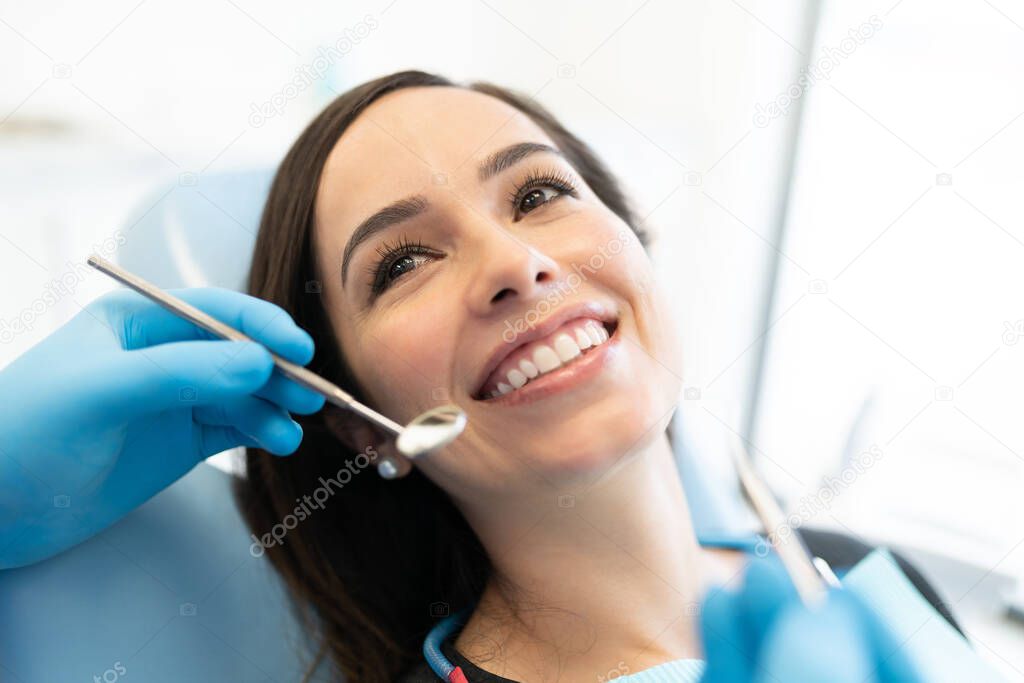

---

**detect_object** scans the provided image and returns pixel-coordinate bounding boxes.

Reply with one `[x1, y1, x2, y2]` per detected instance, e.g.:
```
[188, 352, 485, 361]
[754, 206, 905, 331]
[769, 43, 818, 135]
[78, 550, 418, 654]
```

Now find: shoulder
[795, 526, 963, 636]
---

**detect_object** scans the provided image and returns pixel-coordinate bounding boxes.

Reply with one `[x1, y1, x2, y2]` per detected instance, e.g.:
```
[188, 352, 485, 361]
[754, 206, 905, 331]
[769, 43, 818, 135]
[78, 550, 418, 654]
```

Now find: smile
[473, 313, 619, 403]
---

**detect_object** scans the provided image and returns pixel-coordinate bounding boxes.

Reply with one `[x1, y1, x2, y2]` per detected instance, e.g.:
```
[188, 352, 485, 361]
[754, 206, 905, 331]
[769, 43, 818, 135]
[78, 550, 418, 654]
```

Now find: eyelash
[365, 167, 580, 298]
[506, 168, 579, 220]
[364, 235, 437, 296]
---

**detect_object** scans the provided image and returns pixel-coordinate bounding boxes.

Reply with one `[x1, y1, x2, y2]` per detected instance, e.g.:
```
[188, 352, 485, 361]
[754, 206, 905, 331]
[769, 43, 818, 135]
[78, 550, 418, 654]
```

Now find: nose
[465, 230, 562, 318]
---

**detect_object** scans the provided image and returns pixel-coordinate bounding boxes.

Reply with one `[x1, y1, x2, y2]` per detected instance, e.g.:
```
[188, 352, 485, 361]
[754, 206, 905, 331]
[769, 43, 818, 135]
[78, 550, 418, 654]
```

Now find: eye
[510, 168, 579, 220]
[385, 252, 429, 282]
[518, 187, 562, 215]
[365, 237, 440, 297]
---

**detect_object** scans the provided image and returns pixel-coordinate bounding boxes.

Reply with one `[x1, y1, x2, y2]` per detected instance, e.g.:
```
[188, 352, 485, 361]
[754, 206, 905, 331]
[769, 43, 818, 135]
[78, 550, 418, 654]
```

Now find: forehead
[316, 86, 557, 223]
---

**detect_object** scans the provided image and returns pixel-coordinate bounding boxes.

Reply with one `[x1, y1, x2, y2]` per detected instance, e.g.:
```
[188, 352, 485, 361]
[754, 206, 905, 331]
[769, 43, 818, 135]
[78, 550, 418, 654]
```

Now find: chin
[520, 379, 678, 480]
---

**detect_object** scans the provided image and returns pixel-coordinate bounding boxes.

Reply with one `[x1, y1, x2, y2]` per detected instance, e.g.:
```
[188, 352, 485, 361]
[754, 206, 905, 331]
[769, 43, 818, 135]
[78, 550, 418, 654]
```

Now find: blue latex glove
[0, 288, 325, 569]
[699, 554, 925, 682]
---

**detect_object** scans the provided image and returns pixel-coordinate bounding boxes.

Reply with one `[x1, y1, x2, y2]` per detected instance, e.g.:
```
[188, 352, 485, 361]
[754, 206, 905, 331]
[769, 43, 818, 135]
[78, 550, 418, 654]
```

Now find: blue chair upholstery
[115, 169, 272, 291]
[0, 461, 333, 682]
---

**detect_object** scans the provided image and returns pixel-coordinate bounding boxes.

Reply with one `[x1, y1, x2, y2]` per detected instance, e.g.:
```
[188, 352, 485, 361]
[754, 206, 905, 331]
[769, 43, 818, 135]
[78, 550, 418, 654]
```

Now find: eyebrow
[340, 195, 428, 286]
[477, 141, 563, 181]
[341, 141, 564, 287]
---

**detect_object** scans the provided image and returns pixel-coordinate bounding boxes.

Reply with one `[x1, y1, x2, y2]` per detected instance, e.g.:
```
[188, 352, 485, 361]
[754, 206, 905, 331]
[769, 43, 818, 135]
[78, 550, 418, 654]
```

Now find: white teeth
[506, 368, 527, 389]
[553, 333, 582, 362]
[485, 320, 615, 399]
[533, 345, 561, 373]
[575, 328, 593, 350]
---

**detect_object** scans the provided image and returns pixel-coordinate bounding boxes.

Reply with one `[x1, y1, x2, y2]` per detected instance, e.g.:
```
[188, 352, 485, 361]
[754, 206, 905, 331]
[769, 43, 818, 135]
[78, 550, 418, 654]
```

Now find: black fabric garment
[397, 527, 962, 682]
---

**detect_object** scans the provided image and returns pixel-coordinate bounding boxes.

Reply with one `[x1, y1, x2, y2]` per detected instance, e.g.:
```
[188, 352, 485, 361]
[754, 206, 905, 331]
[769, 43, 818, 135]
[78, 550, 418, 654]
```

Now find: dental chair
[0, 170, 749, 682]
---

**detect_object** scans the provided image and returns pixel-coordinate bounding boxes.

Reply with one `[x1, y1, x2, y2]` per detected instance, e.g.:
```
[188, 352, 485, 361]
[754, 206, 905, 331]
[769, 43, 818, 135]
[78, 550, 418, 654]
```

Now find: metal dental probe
[87, 254, 467, 458]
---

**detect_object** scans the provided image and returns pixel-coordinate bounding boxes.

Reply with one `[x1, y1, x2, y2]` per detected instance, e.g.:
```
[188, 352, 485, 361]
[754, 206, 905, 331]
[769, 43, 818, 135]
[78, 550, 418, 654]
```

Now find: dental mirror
[395, 404, 468, 457]
[86, 254, 468, 459]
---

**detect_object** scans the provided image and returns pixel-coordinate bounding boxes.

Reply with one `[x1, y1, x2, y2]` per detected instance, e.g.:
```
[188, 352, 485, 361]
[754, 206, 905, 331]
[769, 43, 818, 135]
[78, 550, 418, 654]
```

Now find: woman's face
[314, 86, 682, 504]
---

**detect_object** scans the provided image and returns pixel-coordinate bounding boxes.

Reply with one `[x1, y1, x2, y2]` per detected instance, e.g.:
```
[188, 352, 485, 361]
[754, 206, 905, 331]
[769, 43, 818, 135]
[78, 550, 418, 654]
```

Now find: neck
[456, 432, 718, 682]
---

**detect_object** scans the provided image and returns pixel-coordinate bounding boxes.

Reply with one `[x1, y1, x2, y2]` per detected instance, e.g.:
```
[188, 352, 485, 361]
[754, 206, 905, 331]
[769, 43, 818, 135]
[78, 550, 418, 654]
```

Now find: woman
[232, 70, 957, 682]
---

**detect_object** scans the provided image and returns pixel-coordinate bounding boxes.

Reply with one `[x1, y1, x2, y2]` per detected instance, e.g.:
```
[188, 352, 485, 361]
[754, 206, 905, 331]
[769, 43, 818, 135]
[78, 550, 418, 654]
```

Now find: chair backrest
[0, 461, 333, 681]
[116, 169, 273, 289]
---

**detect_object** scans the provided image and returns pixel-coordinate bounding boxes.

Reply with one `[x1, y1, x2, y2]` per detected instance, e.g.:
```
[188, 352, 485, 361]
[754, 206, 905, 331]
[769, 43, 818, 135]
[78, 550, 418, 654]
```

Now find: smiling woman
[232, 69, 711, 682]
[228, 69, 962, 683]
[231, 66, 708, 679]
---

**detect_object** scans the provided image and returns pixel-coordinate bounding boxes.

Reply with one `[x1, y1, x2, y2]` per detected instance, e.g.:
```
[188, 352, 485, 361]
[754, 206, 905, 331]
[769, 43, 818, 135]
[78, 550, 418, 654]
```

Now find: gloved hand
[699, 554, 925, 682]
[0, 287, 325, 569]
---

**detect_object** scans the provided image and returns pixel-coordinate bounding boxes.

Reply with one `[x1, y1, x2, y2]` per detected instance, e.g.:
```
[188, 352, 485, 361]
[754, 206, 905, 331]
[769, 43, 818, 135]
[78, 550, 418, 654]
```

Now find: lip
[480, 322, 620, 406]
[470, 300, 618, 400]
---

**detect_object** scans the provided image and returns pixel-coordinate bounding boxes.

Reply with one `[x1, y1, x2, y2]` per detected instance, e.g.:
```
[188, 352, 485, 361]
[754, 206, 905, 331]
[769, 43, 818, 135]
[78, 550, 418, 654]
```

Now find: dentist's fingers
[193, 395, 303, 456]
[92, 340, 274, 420]
[699, 586, 755, 682]
[197, 425, 261, 458]
[753, 594, 876, 683]
[106, 288, 315, 365]
[253, 370, 326, 415]
[736, 554, 799, 644]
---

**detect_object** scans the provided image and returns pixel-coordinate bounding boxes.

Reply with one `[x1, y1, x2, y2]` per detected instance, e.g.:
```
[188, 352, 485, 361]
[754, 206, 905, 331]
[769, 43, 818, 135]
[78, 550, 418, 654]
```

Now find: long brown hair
[234, 70, 652, 682]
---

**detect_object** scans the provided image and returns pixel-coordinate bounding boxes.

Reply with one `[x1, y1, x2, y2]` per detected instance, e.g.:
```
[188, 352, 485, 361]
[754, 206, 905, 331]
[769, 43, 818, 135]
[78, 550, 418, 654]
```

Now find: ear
[322, 403, 413, 478]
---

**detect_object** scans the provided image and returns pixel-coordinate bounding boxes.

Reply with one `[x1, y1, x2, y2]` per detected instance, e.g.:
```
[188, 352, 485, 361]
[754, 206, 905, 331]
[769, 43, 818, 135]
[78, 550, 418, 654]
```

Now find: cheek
[355, 305, 456, 418]
[598, 230, 677, 350]
[593, 230, 684, 401]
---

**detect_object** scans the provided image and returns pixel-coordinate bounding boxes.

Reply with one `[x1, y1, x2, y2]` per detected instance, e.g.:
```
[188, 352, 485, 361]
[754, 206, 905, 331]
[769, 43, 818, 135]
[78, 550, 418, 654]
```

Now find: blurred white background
[3, 0, 1024, 676]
